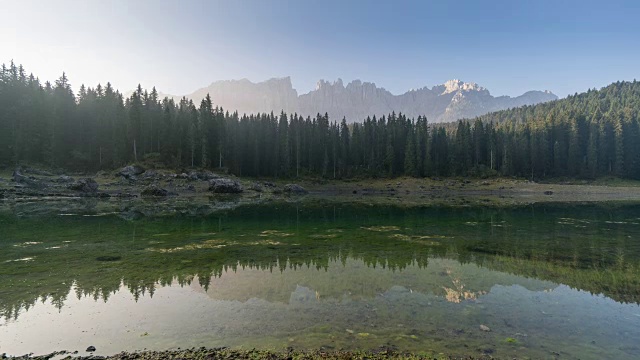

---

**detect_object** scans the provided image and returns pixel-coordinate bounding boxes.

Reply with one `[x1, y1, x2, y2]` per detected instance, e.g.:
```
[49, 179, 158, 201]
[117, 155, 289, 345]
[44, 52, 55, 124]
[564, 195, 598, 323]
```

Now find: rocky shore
[4, 347, 485, 360]
[3, 164, 640, 219]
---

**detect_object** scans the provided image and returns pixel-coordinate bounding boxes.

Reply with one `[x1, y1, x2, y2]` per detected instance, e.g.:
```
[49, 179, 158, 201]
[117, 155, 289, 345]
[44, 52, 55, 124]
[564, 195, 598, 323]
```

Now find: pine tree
[278, 112, 290, 177]
[128, 86, 143, 162]
[384, 141, 395, 177]
[339, 117, 350, 177]
[199, 94, 214, 167]
[404, 129, 417, 176]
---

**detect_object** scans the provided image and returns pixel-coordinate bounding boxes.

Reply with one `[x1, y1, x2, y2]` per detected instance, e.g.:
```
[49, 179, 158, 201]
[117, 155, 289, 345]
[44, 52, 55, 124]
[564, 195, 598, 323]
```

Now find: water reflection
[1, 203, 640, 358]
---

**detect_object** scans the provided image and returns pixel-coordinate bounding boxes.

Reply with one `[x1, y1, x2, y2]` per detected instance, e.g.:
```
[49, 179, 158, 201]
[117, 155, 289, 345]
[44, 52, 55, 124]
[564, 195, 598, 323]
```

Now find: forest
[1, 61, 640, 180]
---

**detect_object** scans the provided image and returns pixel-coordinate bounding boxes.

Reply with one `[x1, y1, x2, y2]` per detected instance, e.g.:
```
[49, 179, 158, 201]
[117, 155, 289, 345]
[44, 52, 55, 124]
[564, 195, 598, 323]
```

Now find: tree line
[1, 61, 640, 179]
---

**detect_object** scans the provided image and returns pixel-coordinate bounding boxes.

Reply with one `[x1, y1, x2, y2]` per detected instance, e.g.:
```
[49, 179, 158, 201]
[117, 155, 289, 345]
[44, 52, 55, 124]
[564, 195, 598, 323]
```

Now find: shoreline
[4, 167, 640, 207]
[4, 347, 489, 360]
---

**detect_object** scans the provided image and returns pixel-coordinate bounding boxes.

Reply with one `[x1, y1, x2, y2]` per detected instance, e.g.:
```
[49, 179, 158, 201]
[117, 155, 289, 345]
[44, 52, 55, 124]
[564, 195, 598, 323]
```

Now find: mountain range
[160, 78, 557, 123]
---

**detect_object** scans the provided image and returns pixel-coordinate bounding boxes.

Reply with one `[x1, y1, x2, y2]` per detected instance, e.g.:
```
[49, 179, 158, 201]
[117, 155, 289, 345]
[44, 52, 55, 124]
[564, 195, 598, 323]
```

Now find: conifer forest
[2, 62, 639, 180]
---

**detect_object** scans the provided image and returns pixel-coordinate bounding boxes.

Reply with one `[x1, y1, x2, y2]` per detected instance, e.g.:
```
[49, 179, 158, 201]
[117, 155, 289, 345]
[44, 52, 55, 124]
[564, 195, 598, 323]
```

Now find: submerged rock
[68, 178, 99, 193]
[141, 185, 169, 197]
[116, 165, 145, 179]
[283, 184, 308, 194]
[480, 324, 491, 332]
[208, 178, 243, 193]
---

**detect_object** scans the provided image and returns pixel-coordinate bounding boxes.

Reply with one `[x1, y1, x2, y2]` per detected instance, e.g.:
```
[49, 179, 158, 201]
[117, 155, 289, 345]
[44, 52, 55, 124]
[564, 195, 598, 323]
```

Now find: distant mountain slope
[160, 78, 557, 123]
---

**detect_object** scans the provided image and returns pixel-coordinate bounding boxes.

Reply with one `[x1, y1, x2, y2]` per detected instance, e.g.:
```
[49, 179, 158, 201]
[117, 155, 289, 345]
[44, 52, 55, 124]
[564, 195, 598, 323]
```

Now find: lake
[1, 201, 640, 359]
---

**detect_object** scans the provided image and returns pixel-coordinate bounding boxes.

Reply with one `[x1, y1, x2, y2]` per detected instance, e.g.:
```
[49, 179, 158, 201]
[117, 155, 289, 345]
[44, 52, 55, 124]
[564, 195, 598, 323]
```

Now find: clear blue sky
[2, 0, 639, 97]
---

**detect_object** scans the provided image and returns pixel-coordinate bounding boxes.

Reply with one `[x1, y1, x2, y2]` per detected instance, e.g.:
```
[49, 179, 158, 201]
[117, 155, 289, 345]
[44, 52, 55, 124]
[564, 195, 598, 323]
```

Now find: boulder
[283, 184, 308, 195]
[67, 178, 99, 193]
[116, 165, 145, 179]
[141, 185, 169, 197]
[249, 182, 263, 192]
[54, 175, 74, 183]
[23, 167, 53, 176]
[188, 170, 220, 181]
[208, 178, 243, 193]
[12, 169, 40, 187]
[141, 170, 160, 180]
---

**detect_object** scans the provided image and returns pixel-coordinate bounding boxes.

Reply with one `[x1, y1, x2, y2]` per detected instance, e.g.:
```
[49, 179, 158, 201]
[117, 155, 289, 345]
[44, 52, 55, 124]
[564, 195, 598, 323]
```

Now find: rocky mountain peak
[441, 79, 487, 95]
[316, 78, 345, 90]
[158, 77, 557, 123]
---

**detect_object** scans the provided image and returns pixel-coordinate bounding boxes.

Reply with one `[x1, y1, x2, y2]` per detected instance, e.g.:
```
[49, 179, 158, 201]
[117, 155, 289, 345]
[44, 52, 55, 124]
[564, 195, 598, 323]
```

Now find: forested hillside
[1, 61, 639, 180]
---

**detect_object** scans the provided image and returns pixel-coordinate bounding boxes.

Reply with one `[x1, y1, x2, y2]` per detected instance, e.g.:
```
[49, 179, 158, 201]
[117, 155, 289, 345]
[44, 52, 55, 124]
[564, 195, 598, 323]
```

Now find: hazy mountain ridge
[161, 78, 557, 123]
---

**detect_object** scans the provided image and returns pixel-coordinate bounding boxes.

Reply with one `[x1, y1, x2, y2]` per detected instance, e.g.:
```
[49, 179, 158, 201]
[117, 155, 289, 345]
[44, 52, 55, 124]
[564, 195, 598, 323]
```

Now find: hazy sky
[2, 0, 639, 98]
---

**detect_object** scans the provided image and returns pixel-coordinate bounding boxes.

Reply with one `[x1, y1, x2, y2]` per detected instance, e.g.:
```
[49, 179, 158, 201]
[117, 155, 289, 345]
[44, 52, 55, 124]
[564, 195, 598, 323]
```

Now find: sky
[1, 0, 639, 98]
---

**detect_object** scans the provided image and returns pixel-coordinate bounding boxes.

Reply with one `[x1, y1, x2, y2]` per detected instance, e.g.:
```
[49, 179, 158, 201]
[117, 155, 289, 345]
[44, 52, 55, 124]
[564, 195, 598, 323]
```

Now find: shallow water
[1, 202, 640, 359]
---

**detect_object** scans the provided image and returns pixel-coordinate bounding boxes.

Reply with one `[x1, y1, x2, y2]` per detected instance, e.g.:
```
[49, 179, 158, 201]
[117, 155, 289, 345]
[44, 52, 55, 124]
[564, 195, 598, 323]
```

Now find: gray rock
[249, 182, 263, 192]
[480, 324, 491, 332]
[116, 165, 145, 179]
[188, 170, 220, 181]
[22, 166, 53, 176]
[142, 170, 160, 180]
[208, 178, 243, 193]
[141, 185, 169, 197]
[187, 171, 200, 181]
[283, 184, 308, 194]
[199, 170, 220, 181]
[54, 175, 74, 183]
[68, 178, 99, 193]
[12, 169, 40, 187]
